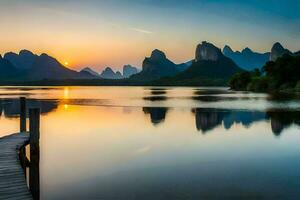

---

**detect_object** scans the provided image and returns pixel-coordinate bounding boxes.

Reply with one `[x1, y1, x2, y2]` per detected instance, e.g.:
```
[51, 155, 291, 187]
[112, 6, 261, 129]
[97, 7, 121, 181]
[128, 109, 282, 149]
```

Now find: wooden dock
[0, 97, 41, 200]
[0, 132, 32, 200]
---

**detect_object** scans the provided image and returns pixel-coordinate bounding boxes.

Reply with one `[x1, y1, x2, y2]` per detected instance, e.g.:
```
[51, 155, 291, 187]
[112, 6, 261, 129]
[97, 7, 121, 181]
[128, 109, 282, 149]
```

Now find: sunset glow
[0, 1, 299, 199]
[0, 0, 299, 72]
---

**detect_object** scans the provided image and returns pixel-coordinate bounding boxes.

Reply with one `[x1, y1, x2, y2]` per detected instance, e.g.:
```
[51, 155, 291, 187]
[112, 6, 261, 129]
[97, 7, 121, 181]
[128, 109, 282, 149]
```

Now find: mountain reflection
[1, 97, 299, 137]
[0, 99, 58, 118]
[267, 110, 300, 136]
[143, 88, 168, 101]
[143, 107, 168, 125]
[141, 106, 300, 135]
[192, 108, 300, 136]
[192, 108, 229, 133]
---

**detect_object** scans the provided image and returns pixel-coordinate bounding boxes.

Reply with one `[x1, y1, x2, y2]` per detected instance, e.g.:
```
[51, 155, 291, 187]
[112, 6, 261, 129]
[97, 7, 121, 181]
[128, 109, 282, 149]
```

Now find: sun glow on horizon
[64, 87, 69, 99]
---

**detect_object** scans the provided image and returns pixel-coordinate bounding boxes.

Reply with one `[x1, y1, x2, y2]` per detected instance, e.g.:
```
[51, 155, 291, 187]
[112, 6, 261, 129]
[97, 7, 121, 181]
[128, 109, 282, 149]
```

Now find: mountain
[1, 50, 96, 81]
[80, 67, 101, 77]
[154, 41, 244, 86]
[195, 41, 223, 61]
[176, 60, 193, 72]
[270, 42, 292, 61]
[100, 67, 123, 79]
[223, 45, 270, 70]
[184, 60, 193, 68]
[21, 53, 95, 80]
[0, 55, 19, 79]
[122, 65, 139, 78]
[130, 49, 181, 81]
[4, 50, 36, 70]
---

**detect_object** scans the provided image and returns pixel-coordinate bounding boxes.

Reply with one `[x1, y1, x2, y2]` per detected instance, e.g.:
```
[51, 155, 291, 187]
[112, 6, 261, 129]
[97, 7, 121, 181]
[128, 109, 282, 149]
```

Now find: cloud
[129, 27, 153, 34]
[108, 22, 153, 34]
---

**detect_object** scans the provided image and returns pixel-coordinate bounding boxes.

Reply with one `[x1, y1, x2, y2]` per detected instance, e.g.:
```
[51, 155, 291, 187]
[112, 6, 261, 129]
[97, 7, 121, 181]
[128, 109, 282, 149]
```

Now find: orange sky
[0, 0, 299, 72]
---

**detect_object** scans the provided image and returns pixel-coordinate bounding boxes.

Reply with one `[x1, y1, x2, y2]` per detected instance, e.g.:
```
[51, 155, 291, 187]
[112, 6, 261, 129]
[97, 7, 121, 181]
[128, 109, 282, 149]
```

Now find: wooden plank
[0, 133, 32, 200]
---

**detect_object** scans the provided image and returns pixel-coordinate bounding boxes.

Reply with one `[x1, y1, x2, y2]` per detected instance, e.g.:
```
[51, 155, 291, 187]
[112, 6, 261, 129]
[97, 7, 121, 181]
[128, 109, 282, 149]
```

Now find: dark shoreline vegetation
[0, 78, 227, 87]
[229, 54, 300, 93]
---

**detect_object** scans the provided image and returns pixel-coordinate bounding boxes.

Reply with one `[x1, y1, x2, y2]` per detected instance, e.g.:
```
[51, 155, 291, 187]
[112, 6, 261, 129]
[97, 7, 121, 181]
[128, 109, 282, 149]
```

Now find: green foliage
[230, 54, 300, 93]
[229, 72, 251, 90]
[263, 54, 300, 88]
[247, 76, 270, 92]
[296, 81, 300, 93]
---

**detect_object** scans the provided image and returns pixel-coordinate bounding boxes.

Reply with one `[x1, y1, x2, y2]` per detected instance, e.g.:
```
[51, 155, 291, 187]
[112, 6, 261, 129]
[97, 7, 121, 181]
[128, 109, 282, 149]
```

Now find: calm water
[0, 86, 300, 200]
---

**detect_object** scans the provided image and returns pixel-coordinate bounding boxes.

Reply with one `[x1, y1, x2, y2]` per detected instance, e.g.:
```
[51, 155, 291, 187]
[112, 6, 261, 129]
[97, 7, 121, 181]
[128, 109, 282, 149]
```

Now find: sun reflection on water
[63, 87, 69, 99]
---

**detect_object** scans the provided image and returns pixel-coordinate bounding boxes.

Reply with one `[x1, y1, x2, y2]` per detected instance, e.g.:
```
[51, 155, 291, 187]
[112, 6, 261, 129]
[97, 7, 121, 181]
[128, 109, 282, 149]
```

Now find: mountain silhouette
[155, 41, 244, 86]
[131, 49, 182, 81]
[223, 45, 270, 70]
[80, 67, 101, 77]
[270, 42, 292, 61]
[0, 55, 19, 80]
[4, 50, 36, 70]
[123, 65, 140, 78]
[2, 50, 97, 81]
[100, 67, 123, 79]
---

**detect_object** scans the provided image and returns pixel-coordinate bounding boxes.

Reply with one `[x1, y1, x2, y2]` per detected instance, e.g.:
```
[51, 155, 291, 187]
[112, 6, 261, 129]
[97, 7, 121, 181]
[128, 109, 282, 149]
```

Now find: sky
[0, 0, 299, 71]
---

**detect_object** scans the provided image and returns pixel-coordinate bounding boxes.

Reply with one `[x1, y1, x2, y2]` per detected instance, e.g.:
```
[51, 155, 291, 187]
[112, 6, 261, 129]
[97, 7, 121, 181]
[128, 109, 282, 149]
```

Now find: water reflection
[1, 97, 299, 136]
[143, 88, 168, 102]
[192, 90, 263, 102]
[143, 107, 168, 125]
[192, 108, 300, 136]
[267, 110, 300, 136]
[0, 87, 299, 199]
[143, 96, 168, 101]
[193, 108, 230, 133]
[0, 99, 58, 118]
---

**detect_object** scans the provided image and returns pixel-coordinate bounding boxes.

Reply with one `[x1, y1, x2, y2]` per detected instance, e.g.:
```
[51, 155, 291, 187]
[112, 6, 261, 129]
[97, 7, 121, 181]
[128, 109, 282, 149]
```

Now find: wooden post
[29, 108, 40, 200]
[20, 97, 26, 132]
[19, 147, 27, 177]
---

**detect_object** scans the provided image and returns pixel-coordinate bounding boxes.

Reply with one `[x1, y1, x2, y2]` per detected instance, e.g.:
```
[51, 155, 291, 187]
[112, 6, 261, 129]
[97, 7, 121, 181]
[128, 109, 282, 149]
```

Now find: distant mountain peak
[19, 49, 34, 56]
[270, 42, 291, 61]
[80, 67, 100, 77]
[223, 45, 270, 70]
[40, 53, 49, 57]
[82, 67, 94, 71]
[241, 47, 253, 54]
[130, 49, 180, 81]
[195, 41, 223, 61]
[150, 49, 166, 61]
[273, 42, 284, 48]
[223, 45, 234, 54]
[4, 50, 37, 70]
[123, 65, 139, 78]
[116, 71, 122, 76]
[103, 67, 114, 73]
[100, 67, 123, 79]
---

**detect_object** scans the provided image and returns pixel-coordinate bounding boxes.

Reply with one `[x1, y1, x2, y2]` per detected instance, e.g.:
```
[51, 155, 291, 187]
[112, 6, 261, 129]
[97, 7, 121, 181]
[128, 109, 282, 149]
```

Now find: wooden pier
[0, 97, 40, 200]
[0, 133, 32, 200]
